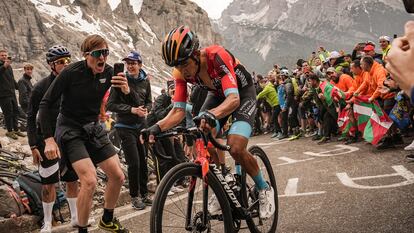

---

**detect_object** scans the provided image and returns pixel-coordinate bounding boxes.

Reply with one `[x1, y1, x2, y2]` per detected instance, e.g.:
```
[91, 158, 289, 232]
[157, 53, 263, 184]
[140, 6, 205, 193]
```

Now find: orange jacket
[355, 61, 387, 100]
[349, 71, 368, 96]
[330, 74, 353, 92]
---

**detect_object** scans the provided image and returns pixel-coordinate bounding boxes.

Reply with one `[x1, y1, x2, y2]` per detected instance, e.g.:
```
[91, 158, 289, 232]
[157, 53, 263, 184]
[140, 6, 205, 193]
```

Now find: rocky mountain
[216, 0, 414, 73]
[0, 0, 222, 93]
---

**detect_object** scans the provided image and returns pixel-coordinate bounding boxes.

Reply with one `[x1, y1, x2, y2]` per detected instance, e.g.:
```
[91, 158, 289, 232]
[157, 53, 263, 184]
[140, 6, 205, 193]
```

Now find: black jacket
[27, 73, 60, 147]
[17, 74, 33, 109]
[106, 71, 152, 128]
[0, 60, 17, 98]
[39, 60, 113, 138]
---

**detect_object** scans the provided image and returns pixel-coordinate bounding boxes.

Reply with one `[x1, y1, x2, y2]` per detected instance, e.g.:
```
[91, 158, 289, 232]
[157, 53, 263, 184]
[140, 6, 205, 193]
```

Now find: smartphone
[403, 0, 414, 13]
[394, 34, 398, 39]
[113, 63, 124, 76]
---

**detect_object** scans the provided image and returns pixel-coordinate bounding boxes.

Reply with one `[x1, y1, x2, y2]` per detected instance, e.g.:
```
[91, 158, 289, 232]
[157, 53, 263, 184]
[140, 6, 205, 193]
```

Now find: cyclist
[142, 26, 275, 219]
[27, 45, 79, 232]
[38, 35, 129, 233]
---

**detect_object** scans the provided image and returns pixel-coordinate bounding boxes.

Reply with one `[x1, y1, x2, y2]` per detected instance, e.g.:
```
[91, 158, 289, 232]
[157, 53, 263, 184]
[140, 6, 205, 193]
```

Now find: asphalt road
[58, 135, 414, 233]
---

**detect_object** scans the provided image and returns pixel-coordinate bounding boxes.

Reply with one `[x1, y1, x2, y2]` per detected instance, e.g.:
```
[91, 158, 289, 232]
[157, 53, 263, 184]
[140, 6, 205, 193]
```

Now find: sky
[190, 0, 233, 19]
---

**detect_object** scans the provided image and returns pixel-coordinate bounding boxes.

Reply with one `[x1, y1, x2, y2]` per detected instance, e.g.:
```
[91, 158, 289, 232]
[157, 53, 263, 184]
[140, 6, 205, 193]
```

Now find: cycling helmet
[161, 26, 199, 67]
[280, 69, 289, 76]
[46, 45, 71, 63]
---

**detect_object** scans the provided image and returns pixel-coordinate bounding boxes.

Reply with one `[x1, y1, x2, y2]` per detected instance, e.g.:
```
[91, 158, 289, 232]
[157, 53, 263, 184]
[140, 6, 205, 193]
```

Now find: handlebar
[155, 126, 231, 152]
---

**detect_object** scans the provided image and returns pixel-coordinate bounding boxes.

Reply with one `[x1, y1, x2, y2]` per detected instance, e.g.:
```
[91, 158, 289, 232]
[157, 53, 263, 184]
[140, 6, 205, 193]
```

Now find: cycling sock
[67, 197, 78, 223]
[78, 226, 88, 233]
[102, 208, 114, 223]
[42, 201, 54, 226]
[253, 171, 269, 190]
[235, 164, 242, 176]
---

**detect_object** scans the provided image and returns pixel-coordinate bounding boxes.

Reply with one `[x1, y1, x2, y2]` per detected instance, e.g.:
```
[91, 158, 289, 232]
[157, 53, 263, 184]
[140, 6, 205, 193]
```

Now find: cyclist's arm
[157, 77, 186, 131]
[209, 50, 240, 119]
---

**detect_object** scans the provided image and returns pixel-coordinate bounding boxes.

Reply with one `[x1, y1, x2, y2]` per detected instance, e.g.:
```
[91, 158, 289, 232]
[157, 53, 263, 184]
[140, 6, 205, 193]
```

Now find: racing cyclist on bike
[142, 26, 275, 219]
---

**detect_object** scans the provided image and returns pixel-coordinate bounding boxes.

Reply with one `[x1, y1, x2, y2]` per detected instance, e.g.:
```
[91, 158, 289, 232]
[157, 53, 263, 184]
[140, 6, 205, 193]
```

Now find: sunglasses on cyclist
[86, 49, 110, 58]
[53, 57, 71, 65]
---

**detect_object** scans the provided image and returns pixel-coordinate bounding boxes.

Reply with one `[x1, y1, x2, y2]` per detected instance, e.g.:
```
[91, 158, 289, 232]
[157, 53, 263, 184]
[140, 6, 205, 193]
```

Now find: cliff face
[216, 0, 414, 73]
[0, 0, 222, 90]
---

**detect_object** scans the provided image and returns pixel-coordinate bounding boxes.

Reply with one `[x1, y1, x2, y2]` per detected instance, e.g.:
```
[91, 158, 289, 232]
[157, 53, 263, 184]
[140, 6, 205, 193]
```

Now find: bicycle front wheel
[150, 162, 235, 233]
[242, 145, 278, 233]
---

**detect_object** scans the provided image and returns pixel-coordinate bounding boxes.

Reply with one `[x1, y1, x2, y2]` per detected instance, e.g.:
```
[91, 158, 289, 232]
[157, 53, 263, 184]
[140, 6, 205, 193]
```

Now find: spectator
[27, 45, 80, 233]
[18, 63, 34, 114]
[0, 49, 24, 139]
[327, 51, 350, 74]
[385, 21, 414, 159]
[107, 51, 153, 210]
[327, 67, 353, 93]
[379, 35, 392, 61]
[256, 74, 281, 138]
[363, 44, 384, 65]
[358, 56, 388, 103]
[39, 35, 129, 233]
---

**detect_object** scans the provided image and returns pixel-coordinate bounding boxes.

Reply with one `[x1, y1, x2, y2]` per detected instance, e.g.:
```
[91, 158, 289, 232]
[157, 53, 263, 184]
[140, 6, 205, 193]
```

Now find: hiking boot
[142, 195, 153, 206]
[5, 131, 18, 140]
[406, 154, 414, 162]
[344, 137, 357, 145]
[392, 134, 404, 145]
[277, 134, 288, 140]
[376, 138, 395, 150]
[131, 197, 145, 210]
[404, 140, 414, 151]
[98, 217, 129, 232]
[258, 184, 276, 219]
[312, 134, 322, 141]
[40, 223, 52, 233]
[317, 136, 330, 145]
[14, 130, 26, 137]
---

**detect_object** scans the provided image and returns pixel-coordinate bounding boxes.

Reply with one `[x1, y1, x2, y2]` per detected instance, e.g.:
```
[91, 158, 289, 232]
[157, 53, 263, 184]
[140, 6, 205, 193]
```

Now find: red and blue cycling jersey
[172, 45, 241, 108]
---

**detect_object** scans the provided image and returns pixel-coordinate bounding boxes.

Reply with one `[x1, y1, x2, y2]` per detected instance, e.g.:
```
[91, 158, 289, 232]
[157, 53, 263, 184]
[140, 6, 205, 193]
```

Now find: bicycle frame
[184, 132, 253, 230]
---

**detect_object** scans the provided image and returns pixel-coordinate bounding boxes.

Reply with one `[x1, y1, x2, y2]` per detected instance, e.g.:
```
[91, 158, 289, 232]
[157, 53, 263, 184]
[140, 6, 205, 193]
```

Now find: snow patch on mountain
[130, 0, 143, 14]
[231, 5, 269, 23]
[286, 0, 299, 9]
[257, 35, 272, 60]
[107, 0, 121, 11]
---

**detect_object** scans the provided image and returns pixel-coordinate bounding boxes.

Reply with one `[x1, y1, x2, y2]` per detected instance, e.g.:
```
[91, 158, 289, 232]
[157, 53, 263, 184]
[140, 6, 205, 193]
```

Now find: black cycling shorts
[37, 139, 78, 185]
[200, 67, 257, 139]
[55, 116, 116, 168]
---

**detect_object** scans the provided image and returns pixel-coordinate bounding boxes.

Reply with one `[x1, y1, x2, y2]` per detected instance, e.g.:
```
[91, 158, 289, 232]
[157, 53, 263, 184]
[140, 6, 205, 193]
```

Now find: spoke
[163, 208, 186, 220]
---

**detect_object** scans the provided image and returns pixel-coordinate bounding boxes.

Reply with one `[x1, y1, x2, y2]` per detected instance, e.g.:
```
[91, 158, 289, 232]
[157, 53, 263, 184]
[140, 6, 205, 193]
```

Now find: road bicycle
[149, 127, 278, 233]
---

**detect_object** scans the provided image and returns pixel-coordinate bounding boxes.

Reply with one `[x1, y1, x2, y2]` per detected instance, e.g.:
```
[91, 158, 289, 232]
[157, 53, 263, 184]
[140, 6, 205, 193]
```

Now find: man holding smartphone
[38, 35, 130, 233]
[107, 51, 153, 210]
[0, 49, 24, 139]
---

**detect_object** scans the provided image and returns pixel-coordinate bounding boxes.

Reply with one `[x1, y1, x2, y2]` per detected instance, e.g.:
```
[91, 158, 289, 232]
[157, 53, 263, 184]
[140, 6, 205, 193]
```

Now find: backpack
[16, 171, 67, 223]
[0, 183, 25, 217]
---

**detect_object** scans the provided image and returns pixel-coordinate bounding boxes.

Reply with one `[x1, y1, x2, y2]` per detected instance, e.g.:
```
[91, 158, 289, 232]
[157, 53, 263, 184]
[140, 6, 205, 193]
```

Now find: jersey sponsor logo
[235, 68, 248, 88]
[239, 98, 256, 118]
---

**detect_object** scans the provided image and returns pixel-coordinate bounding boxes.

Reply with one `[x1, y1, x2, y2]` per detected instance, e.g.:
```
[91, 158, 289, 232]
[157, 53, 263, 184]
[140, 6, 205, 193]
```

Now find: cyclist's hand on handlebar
[193, 111, 217, 132]
[140, 124, 161, 144]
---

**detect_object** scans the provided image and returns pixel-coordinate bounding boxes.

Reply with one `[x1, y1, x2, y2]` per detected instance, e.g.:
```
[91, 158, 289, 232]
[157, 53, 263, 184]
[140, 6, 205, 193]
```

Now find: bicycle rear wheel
[242, 146, 278, 233]
[150, 162, 234, 233]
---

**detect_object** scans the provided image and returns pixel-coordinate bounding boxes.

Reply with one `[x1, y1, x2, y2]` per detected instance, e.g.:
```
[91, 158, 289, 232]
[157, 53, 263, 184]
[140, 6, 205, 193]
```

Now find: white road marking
[278, 178, 326, 197]
[276, 156, 315, 166]
[337, 165, 414, 189]
[304, 145, 359, 157]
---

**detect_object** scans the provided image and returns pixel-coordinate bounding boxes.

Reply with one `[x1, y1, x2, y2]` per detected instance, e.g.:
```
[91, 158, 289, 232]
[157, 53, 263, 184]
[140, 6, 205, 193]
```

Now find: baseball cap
[379, 35, 391, 42]
[328, 51, 341, 60]
[326, 67, 336, 73]
[363, 44, 375, 52]
[122, 51, 142, 62]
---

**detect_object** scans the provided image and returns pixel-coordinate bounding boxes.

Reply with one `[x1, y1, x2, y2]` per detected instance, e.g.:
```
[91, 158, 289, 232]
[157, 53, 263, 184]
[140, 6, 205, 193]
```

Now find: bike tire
[150, 162, 235, 233]
[243, 145, 278, 233]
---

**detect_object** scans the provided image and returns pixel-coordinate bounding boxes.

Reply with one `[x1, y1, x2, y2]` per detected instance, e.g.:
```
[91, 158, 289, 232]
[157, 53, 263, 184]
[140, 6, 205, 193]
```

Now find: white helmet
[280, 69, 289, 76]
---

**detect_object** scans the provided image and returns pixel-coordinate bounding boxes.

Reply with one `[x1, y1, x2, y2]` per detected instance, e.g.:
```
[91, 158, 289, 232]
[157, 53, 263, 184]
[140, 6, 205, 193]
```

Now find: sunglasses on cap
[53, 57, 71, 65]
[86, 49, 109, 58]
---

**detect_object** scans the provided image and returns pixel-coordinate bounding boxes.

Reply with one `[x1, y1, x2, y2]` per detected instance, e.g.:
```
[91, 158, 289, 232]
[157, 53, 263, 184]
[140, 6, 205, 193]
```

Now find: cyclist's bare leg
[72, 158, 97, 226]
[226, 135, 259, 178]
[98, 155, 125, 210]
